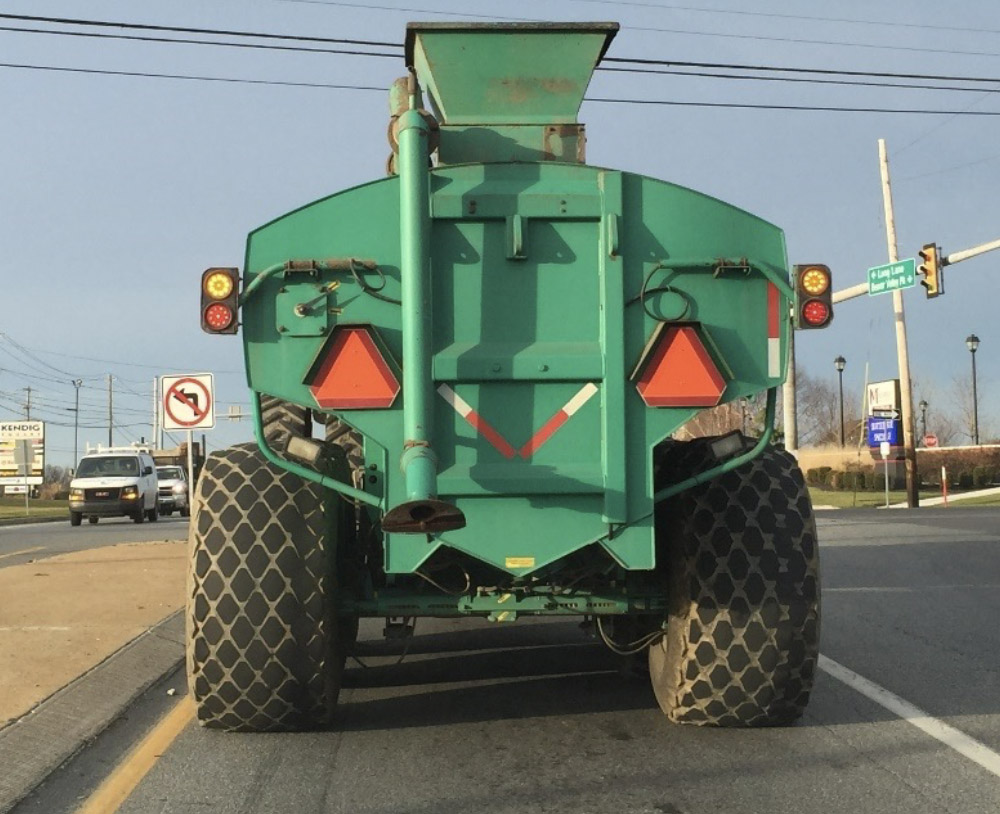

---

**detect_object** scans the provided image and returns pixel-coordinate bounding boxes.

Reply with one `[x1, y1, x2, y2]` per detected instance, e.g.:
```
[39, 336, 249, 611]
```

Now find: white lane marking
[0, 546, 44, 560]
[0, 626, 72, 631]
[819, 654, 1000, 778]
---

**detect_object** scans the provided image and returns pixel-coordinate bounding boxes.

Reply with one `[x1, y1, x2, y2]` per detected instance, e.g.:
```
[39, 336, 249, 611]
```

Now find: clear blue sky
[1, 0, 998, 466]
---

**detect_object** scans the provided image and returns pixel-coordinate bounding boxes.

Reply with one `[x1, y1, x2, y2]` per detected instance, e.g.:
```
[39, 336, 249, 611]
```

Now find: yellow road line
[75, 696, 195, 814]
[0, 546, 44, 561]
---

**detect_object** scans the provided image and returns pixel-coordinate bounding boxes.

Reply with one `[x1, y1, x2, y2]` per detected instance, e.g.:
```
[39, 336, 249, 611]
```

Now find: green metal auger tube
[381, 72, 467, 534]
[188, 20, 820, 731]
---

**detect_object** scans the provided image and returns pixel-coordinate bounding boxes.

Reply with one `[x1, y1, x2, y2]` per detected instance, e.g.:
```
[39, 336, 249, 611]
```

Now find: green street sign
[867, 258, 916, 296]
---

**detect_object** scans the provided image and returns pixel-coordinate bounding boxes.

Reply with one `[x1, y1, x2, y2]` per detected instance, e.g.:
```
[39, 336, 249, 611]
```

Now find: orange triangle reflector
[309, 327, 400, 409]
[636, 326, 726, 407]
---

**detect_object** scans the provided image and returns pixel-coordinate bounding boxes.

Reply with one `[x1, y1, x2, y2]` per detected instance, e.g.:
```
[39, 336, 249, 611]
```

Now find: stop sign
[924, 434, 939, 447]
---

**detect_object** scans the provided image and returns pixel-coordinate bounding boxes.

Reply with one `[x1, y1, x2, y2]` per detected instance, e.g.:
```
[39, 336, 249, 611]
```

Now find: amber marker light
[204, 270, 235, 300]
[800, 266, 830, 296]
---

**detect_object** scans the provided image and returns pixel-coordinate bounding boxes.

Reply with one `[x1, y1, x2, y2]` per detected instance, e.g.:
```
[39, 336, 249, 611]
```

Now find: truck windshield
[157, 467, 183, 480]
[76, 456, 140, 478]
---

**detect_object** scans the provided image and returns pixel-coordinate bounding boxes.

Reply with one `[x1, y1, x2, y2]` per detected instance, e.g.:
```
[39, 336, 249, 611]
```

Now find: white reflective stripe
[436, 384, 473, 418]
[768, 338, 781, 378]
[563, 383, 599, 416]
[819, 655, 1000, 778]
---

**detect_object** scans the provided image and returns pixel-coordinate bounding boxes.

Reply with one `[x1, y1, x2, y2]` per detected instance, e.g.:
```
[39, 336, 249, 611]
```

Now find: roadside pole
[878, 139, 919, 508]
[783, 328, 798, 453]
[187, 430, 194, 503]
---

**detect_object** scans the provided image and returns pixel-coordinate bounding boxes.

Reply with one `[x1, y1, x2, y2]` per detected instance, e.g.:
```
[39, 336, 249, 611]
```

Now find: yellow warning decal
[505, 557, 535, 569]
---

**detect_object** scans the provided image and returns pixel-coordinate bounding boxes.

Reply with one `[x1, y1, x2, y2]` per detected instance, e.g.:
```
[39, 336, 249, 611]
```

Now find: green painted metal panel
[241, 161, 789, 577]
[406, 23, 617, 125]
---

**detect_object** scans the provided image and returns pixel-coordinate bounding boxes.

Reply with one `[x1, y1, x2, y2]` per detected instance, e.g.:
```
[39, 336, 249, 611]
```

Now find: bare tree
[794, 367, 862, 447]
[950, 373, 992, 444]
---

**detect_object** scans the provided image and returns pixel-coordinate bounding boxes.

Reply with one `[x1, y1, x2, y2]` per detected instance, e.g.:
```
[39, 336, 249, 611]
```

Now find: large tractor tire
[186, 442, 345, 731]
[649, 440, 820, 727]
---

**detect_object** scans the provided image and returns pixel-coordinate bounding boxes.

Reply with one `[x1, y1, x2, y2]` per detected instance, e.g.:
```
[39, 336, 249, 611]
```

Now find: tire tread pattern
[650, 440, 820, 727]
[186, 442, 340, 731]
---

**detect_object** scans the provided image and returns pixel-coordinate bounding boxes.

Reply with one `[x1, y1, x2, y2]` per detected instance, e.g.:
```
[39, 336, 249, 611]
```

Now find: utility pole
[72, 379, 82, 469]
[878, 139, 919, 508]
[107, 374, 114, 447]
[23, 386, 31, 419]
[152, 376, 159, 451]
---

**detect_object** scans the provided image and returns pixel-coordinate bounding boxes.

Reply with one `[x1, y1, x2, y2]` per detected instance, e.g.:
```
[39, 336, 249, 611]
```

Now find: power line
[567, 0, 1000, 38]
[604, 57, 1000, 87]
[3, 60, 999, 117]
[585, 96, 1000, 116]
[0, 24, 399, 60]
[0, 12, 398, 48]
[4, 24, 996, 97]
[0, 61, 384, 92]
[276, 0, 1000, 60]
[600, 65, 996, 95]
[6, 11, 1000, 87]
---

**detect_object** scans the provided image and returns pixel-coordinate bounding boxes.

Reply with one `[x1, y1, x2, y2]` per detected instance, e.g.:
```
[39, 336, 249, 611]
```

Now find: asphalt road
[0, 516, 189, 569]
[15, 508, 1000, 814]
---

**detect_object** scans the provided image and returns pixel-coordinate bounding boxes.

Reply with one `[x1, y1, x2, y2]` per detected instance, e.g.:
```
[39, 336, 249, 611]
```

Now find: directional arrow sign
[868, 258, 916, 296]
[872, 408, 901, 420]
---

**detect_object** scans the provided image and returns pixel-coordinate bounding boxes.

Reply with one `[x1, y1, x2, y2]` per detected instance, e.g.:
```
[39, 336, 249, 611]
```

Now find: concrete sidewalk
[0, 540, 186, 727]
[0, 540, 186, 813]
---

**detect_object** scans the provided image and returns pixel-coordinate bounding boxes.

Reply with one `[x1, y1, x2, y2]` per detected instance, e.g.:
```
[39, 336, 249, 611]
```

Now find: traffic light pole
[832, 236, 1000, 305]
[878, 139, 919, 509]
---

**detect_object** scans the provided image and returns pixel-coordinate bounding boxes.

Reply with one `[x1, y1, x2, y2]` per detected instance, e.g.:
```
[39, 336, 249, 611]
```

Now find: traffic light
[793, 264, 833, 329]
[201, 267, 240, 334]
[918, 243, 943, 298]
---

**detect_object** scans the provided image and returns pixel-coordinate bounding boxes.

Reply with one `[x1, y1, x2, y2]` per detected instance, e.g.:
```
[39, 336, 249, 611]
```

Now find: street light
[834, 355, 846, 447]
[966, 334, 980, 445]
[919, 399, 928, 443]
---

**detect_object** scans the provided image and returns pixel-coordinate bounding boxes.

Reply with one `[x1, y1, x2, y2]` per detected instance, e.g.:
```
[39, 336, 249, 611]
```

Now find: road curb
[0, 610, 184, 814]
[0, 515, 65, 527]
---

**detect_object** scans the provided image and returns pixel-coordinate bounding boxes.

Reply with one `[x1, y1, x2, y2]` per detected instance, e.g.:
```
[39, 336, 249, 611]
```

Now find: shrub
[973, 466, 996, 488]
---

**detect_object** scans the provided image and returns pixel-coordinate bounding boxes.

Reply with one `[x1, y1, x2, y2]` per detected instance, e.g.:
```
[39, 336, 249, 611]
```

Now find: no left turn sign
[162, 373, 216, 430]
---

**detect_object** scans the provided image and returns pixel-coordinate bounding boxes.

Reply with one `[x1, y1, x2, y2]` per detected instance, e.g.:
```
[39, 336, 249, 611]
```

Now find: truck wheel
[186, 442, 344, 731]
[649, 440, 820, 727]
[132, 507, 144, 524]
[146, 504, 159, 522]
[180, 505, 190, 518]
[261, 394, 311, 454]
[70, 512, 82, 526]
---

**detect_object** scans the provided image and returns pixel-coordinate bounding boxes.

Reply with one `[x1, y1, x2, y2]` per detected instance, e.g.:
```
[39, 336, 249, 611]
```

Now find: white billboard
[0, 420, 45, 486]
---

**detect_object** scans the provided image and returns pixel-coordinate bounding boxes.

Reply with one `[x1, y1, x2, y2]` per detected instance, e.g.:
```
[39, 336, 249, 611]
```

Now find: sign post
[880, 441, 892, 508]
[161, 373, 216, 500]
[14, 439, 31, 514]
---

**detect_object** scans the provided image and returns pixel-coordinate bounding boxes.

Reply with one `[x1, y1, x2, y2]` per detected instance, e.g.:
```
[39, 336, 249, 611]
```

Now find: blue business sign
[867, 417, 900, 446]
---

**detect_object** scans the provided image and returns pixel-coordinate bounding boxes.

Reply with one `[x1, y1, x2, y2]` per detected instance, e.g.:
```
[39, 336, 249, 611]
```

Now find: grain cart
[190, 22, 822, 731]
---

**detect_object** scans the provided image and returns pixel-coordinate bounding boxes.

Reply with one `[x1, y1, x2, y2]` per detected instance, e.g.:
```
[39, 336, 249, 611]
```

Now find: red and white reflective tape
[767, 282, 781, 379]
[437, 382, 600, 460]
[437, 384, 516, 459]
[519, 383, 599, 459]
